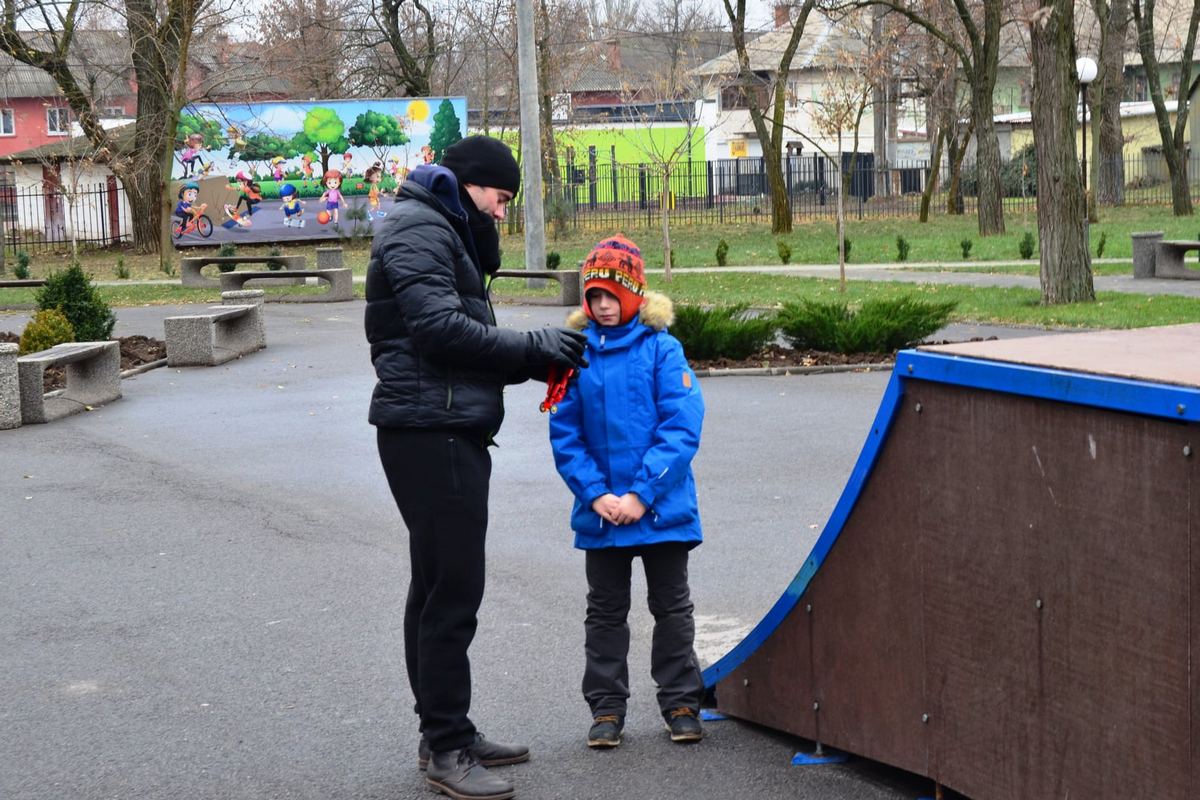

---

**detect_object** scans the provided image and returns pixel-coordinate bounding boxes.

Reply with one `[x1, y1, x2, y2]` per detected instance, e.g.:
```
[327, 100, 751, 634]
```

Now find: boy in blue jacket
[549, 235, 706, 748]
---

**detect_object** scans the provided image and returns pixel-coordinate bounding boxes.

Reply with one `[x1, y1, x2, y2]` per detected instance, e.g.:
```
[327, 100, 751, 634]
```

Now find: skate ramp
[704, 324, 1200, 800]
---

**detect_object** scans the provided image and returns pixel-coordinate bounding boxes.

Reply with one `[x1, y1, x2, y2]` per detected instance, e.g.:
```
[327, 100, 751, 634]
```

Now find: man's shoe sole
[419, 753, 530, 771]
[425, 777, 515, 800]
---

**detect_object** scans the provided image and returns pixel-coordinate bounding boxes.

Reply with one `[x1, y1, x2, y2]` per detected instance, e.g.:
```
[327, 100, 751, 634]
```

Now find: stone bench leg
[558, 271, 581, 306]
[0, 343, 19, 430]
[165, 306, 264, 367]
[223, 291, 267, 345]
[19, 341, 122, 424]
[316, 247, 344, 270]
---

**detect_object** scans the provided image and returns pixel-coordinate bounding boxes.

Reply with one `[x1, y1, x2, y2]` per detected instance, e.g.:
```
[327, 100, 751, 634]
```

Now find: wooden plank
[922, 324, 1200, 388]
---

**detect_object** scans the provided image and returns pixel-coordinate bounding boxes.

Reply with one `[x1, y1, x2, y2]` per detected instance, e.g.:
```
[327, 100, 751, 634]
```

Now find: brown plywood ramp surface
[921, 323, 1200, 388]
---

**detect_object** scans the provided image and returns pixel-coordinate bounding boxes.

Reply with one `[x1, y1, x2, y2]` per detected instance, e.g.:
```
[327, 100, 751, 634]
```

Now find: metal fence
[1, 177, 130, 255]
[4, 151, 1200, 254]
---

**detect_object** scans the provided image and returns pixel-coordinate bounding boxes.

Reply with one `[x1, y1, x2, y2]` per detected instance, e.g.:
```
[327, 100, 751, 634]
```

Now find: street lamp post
[1076, 57, 1098, 218]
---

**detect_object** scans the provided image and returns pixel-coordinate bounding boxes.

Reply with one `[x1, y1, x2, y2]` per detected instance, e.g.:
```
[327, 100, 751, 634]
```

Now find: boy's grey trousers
[582, 542, 705, 720]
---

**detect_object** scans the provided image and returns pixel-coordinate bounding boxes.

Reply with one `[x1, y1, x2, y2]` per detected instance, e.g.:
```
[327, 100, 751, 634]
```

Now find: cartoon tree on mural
[230, 133, 299, 176]
[348, 110, 411, 164]
[294, 106, 350, 173]
[428, 100, 463, 163]
[176, 114, 227, 149]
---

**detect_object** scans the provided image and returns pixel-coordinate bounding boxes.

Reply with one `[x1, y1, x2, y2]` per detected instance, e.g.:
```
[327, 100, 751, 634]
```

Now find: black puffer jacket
[365, 167, 528, 436]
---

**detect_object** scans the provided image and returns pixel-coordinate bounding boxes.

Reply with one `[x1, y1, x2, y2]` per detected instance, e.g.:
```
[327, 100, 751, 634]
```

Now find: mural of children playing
[271, 156, 287, 183]
[341, 152, 354, 176]
[172, 181, 210, 237]
[301, 154, 315, 186]
[276, 183, 304, 227]
[223, 171, 262, 229]
[364, 162, 386, 220]
[320, 169, 344, 226]
[179, 134, 209, 178]
[280, 183, 306, 227]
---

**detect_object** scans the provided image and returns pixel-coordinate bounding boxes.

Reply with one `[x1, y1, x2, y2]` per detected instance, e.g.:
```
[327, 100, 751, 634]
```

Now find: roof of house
[691, 12, 870, 76]
[565, 30, 740, 94]
[0, 120, 137, 163]
[0, 29, 132, 100]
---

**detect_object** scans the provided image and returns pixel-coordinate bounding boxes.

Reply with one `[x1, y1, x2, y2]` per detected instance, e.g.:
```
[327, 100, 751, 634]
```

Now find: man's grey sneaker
[665, 708, 703, 743]
[587, 715, 624, 748]
[419, 733, 530, 770]
[425, 747, 515, 800]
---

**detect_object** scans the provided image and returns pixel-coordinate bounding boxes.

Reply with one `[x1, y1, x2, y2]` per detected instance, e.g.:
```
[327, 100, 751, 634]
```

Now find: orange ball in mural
[317, 210, 331, 225]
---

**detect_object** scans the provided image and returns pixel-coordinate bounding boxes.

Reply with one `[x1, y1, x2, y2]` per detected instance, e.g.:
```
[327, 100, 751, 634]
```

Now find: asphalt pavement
[0, 301, 1034, 800]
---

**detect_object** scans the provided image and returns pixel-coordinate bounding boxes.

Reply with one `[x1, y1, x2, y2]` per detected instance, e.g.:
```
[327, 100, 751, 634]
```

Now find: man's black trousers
[582, 542, 705, 720]
[377, 427, 491, 753]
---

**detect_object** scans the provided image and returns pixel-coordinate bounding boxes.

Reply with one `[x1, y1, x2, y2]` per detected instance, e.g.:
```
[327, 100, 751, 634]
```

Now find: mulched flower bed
[0, 332, 166, 392]
[688, 338, 998, 372]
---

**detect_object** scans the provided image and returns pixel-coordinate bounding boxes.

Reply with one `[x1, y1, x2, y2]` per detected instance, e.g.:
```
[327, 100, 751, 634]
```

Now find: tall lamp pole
[1076, 57, 1098, 218]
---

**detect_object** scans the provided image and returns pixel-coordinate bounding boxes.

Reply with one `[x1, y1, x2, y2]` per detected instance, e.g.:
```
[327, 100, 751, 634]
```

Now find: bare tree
[1088, 0, 1129, 208]
[722, 0, 818, 234]
[1026, 1, 1094, 303]
[1, 0, 210, 259]
[255, 0, 354, 99]
[850, 0, 1008, 236]
[1131, 0, 1200, 216]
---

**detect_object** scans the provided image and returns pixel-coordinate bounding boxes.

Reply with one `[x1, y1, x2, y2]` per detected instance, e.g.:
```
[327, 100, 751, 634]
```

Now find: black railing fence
[2, 151, 1198, 254]
[1, 177, 129, 255]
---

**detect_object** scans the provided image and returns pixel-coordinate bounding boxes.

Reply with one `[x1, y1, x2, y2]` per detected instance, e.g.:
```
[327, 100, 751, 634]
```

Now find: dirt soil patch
[687, 338, 998, 372]
[0, 332, 166, 392]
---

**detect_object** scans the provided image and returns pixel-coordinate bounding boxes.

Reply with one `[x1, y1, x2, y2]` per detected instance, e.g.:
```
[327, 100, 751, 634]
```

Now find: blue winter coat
[548, 292, 704, 550]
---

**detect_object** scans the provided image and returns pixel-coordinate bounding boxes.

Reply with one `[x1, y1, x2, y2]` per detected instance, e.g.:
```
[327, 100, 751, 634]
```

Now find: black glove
[525, 327, 589, 369]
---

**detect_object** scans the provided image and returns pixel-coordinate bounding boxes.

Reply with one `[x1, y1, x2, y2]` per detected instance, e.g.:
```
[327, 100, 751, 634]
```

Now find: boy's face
[326, 176, 340, 190]
[182, 188, 198, 203]
[587, 288, 622, 326]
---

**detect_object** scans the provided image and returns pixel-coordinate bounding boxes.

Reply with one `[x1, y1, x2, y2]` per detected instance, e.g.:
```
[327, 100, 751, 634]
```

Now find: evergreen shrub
[19, 308, 75, 354]
[35, 264, 115, 342]
[778, 296, 957, 354]
[671, 304, 776, 361]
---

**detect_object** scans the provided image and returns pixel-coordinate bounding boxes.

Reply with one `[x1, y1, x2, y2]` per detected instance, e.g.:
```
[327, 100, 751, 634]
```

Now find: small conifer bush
[35, 263, 115, 342]
[715, 238, 729, 266]
[776, 240, 792, 264]
[115, 256, 130, 280]
[896, 236, 911, 262]
[14, 250, 31, 279]
[841, 237, 852, 261]
[1095, 231, 1107, 258]
[671, 304, 776, 361]
[545, 252, 561, 270]
[778, 296, 957, 354]
[19, 308, 75, 355]
[1019, 231, 1036, 259]
[960, 239, 973, 259]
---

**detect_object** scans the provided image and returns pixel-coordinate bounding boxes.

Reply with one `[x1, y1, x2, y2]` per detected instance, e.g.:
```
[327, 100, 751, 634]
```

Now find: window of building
[786, 81, 801, 108]
[0, 108, 13, 136]
[46, 107, 71, 135]
[102, 106, 126, 118]
[719, 82, 771, 112]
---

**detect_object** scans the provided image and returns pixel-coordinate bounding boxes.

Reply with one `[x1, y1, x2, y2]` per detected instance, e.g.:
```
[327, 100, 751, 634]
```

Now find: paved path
[0, 302, 993, 800]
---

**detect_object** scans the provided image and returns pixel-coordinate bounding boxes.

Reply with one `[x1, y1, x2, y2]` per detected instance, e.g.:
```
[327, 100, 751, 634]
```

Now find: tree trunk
[1166, 143, 1193, 216]
[946, 132, 964, 215]
[1092, 0, 1127, 206]
[920, 128, 946, 223]
[1030, 2, 1094, 304]
[764, 147, 792, 234]
[661, 165, 672, 282]
[971, 84, 1005, 235]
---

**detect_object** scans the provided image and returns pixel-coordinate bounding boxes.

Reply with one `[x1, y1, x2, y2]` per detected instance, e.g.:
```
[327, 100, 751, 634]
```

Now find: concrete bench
[491, 269, 582, 306]
[180, 255, 307, 288]
[218, 268, 353, 302]
[164, 304, 265, 367]
[1, 343, 19, 429]
[1154, 239, 1200, 280]
[0, 279, 47, 289]
[16, 341, 121, 424]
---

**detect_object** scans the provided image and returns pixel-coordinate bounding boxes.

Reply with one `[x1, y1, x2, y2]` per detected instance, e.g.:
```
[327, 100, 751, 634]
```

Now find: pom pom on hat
[582, 235, 646, 325]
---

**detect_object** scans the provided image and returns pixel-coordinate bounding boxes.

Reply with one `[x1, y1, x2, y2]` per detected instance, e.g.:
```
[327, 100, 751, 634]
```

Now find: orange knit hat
[581, 235, 646, 325]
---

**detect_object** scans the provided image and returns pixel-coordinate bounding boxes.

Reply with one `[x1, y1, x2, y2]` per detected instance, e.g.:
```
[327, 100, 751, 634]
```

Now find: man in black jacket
[365, 136, 586, 800]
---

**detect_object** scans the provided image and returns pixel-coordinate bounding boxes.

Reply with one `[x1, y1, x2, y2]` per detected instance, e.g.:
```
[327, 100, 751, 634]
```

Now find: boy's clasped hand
[591, 492, 647, 525]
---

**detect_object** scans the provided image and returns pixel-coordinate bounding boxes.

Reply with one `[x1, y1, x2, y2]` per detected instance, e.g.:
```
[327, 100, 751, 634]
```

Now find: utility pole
[515, 0, 546, 276]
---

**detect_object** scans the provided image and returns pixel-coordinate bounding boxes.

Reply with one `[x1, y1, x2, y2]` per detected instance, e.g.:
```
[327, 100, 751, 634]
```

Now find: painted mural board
[170, 97, 466, 247]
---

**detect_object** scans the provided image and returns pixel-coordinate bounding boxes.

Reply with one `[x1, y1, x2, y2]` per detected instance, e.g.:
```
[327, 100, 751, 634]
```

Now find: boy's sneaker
[587, 715, 623, 748]
[665, 708, 703, 743]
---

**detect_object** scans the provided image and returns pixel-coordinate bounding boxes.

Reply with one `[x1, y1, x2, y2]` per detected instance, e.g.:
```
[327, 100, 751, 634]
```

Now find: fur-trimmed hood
[566, 290, 674, 331]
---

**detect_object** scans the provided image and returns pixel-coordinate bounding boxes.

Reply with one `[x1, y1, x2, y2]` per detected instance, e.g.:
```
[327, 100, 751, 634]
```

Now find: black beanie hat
[441, 136, 521, 195]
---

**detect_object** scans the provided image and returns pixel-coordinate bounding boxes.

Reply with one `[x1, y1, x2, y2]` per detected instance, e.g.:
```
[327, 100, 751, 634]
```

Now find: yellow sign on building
[729, 139, 748, 158]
